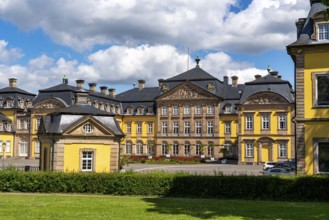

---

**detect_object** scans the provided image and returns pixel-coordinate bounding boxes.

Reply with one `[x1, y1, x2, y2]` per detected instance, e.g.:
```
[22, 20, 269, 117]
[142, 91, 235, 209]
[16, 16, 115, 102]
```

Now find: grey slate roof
[52, 103, 115, 116]
[0, 113, 11, 122]
[0, 86, 36, 109]
[166, 65, 218, 81]
[116, 87, 161, 102]
[240, 74, 294, 103]
[288, 1, 328, 47]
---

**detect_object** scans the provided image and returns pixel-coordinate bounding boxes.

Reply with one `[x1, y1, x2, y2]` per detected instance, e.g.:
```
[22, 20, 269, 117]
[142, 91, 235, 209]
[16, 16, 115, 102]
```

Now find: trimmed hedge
[0, 171, 329, 201]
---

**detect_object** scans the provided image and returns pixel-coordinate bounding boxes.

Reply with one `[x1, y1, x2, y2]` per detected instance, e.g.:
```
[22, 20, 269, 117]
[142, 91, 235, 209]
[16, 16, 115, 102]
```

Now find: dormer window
[225, 105, 232, 113]
[83, 123, 94, 133]
[147, 107, 153, 114]
[207, 82, 215, 91]
[136, 107, 144, 115]
[126, 107, 133, 115]
[318, 23, 329, 40]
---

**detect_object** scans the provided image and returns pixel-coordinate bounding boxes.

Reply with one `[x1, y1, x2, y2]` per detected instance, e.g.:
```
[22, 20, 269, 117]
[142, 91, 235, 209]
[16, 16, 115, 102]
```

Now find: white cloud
[0, 0, 309, 53]
[0, 40, 23, 63]
[0, 44, 270, 93]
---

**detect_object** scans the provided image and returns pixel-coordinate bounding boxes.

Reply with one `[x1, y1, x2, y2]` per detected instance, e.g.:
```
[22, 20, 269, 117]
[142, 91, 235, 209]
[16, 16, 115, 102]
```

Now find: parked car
[272, 162, 294, 171]
[263, 168, 291, 175]
[263, 162, 277, 171]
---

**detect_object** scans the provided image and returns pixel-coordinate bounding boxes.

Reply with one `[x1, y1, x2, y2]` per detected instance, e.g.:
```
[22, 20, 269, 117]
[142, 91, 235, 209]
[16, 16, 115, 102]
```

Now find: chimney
[62, 75, 68, 84]
[100, 86, 108, 95]
[296, 18, 306, 39]
[9, 78, 17, 87]
[108, 88, 116, 98]
[74, 92, 88, 105]
[270, 71, 279, 78]
[278, 75, 282, 79]
[231, 76, 238, 87]
[223, 76, 228, 85]
[254, 74, 262, 80]
[88, 83, 97, 92]
[158, 79, 164, 88]
[76, 79, 85, 89]
[138, 80, 145, 90]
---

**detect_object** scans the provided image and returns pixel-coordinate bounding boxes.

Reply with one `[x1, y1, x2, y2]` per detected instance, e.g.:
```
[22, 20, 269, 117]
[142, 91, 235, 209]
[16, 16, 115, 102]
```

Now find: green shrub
[0, 170, 329, 202]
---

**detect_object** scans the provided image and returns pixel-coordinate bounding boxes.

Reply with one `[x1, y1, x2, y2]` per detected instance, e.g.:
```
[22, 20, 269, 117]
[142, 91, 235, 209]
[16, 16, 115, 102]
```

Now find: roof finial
[195, 56, 200, 66]
[63, 75, 68, 84]
[267, 65, 272, 73]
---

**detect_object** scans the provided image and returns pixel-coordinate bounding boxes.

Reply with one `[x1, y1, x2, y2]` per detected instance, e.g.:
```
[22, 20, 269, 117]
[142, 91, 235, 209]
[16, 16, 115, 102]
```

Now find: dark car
[273, 162, 294, 171]
[263, 168, 291, 175]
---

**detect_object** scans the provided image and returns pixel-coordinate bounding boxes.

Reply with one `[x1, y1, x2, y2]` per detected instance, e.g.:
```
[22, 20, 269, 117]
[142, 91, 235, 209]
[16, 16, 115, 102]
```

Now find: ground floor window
[184, 144, 190, 156]
[35, 140, 40, 154]
[173, 143, 179, 155]
[318, 142, 329, 173]
[126, 142, 132, 155]
[245, 143, 254, 158]
[82, 151, 93, 172]
[278, 143, 287, 158]
[136, 142, 143, 155]
[195, 144, 201, 155]
[147, 143, 154, 155]
[207, 146, 214, 156]
[19, 140, 28, 157]
[162, 143, 169, 155]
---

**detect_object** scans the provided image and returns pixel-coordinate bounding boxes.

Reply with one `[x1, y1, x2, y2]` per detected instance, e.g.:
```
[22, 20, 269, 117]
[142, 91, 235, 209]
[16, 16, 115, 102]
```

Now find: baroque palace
[0, 0, 327, 174]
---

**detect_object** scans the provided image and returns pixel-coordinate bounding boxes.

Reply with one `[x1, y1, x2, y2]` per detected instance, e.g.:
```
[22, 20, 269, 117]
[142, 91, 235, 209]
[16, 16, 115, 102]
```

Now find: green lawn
[0, 193, 328, 220]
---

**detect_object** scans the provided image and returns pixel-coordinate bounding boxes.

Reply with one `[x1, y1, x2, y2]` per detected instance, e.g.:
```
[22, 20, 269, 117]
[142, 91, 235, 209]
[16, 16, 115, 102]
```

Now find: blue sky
[0, 0, 310, 94]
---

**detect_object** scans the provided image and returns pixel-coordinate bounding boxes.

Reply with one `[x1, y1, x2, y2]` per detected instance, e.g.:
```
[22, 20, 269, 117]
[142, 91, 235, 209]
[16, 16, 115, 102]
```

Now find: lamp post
[2, 142, 6, 169]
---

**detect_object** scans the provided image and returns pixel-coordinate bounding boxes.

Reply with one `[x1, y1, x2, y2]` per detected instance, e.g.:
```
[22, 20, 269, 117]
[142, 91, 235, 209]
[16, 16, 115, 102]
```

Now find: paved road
[123, 163, 264, 175]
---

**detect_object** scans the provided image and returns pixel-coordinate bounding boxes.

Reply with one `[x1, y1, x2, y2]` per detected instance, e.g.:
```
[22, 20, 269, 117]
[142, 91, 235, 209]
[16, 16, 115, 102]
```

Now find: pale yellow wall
[304, 52, 329, 118]
[63, 143, 111, 172]
[0, 133, 14, 157]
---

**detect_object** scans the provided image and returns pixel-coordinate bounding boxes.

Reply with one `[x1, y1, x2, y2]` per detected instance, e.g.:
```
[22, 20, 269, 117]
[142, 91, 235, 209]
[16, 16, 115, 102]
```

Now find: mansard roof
[0, 113, 11, 122]
[288, 1, 328, 47]
[116, 87, 161, 102]
[165, 64, 218, 81]
[0, 87, 35, 96]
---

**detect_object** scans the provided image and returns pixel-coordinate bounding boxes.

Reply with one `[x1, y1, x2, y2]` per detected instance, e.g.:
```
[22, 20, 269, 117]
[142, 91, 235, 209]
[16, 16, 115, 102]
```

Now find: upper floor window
[173, 121, 179, 136]
[195, 106, 202, 115]
[278, 115, 287, 130]
[318, 23, 329, 41]
[147, 107, 153, 114]
[136, 107, 144, 115]
[317, 74, 329, 106]
[207, 106, 214, 114]
[36, 118, 41, 131]
[126, 107, 133, 115]
[19, 118, 25, 130]
[207, 121, 214, 135]
[224, 121, 231, 134]
[261, 115, 270, 130]
[195, 121, 202, 135]
[162, 106, 168, 115]
[172, 106, 179, 115]
[184, 121, 190, 136]
[245, 115, 254, 130]
[184, 106, 190, 115]
[162, 121, 168, 135]
[126, 123, 131, 134]
[147, 122, 153, 134]
[136, 123, 142, 134]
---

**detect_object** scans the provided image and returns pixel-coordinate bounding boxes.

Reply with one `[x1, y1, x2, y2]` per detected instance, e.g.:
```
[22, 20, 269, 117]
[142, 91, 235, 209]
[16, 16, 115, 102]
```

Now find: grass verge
[1, 193, 329, 219]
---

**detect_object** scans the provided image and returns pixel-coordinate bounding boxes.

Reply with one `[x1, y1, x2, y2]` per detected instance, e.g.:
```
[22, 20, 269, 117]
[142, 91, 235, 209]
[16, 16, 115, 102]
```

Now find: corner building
[287, 0, 329, 174]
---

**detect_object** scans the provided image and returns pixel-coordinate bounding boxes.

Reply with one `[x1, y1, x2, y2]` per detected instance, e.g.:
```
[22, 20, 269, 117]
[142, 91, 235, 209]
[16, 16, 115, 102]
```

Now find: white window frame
[162, 143, 169, 155]
[318, 23, 329, 41]
[19, 140, 28, 157]
[184, 106, 190, 115]
[136, 123, 142, 134]
[278, 143, 287, 158]
[195, 121, 202, 135]
[224, 121, 231, 134]
[36, 118, 41, 131]
[195, 144, 201, 155]
[261, 115, 270, 130]
[172, 106, 179, 115]
[184, 121, 190, 136]
[173, 143, 179, 155]
[207, 106, 214, 114]
[225, 105, 232, 113]
[162, 121, 168, 135]
[173, 121, 179, 136]
[162, 106, 168, 115]
[136, 142, 143, 155]
[126, 142, 132, 155]
[34, 140, 40, 154]
[245, 115, 253, 130]
[245, 143, 254, 158]
[184, 143, 190, 156]
[6, 141, 10, 153]
[81, 151, 93, 172]
[126, 123, 132, 134]
[278, 115, 287, 130]
[195, 106, 202, 115]
[207, 121, 214, 135]
[83, 123, 94, 133]
[147, 122, 153, 134]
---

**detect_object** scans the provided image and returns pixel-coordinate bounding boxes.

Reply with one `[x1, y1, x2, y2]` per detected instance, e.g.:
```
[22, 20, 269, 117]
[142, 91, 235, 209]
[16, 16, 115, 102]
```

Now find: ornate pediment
[161, 85, 209, 100]
[244, 93, 288, 105]
[34, 98, 67, 112]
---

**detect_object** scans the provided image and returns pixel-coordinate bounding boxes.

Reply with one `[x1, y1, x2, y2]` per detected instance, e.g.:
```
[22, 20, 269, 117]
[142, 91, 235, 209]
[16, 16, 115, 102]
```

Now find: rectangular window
[126, 123, 131, 134]
[207, 106, 214, 114]
[245, 143, 254, 158]
[173, 121, 179, 136]
[208, 144, 214, 156]
[162, 143, 169, 155]
[26, 118, 30, 129]
[19, 140, 28, 157]
[184, 106, 190, 115]
[195, 106, 202, 115]
[225, 122, 231, 134]
[162, 122, 168, 135]
[318, 23, 329, 40]
[147, 123, 153, 134]
[126, 142, 132, 154]
[207, 121, 214, 135]
[184, 144, 190, 156]
[262, 115, 270, 130]
[136, 143, 143, 155]
[195, 144, 201, 155]
[136, 108, 144, 115]
[184, 121, 190, 136]
[173, 106, 179, 115]
[6, 141, 11, 153]
[318, 142, 329, 173]
[36, 118, 41, 130]
[34, 140, 40, 154]
[225, 105, 232, 113]
[162, 106, 168, 115]
[147, 143, 154, 155]
[136, 123, 142, 134]
[278, 115, 287, 130]
[19, 118, 25, 130]
[278, 143, 287, 158]
[195, 121, 202, 135]
[173, 143, 179, 155]
[317, 75, 329, 106]
[82, 152, 93, 172]
[245, 115, 253, 130]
